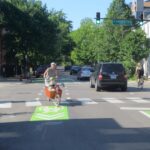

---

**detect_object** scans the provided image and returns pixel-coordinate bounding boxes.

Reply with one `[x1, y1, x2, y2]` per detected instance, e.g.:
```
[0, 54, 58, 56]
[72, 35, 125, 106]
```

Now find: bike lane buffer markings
[31, 106, 69, 121]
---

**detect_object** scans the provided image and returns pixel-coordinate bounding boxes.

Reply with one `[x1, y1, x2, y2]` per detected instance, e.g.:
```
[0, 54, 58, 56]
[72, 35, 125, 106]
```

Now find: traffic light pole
[95, 12, 150, 25]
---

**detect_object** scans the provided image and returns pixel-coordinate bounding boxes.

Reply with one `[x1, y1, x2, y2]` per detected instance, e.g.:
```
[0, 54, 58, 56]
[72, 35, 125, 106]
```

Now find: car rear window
[102, 64, 124, 73]
[82, 68, 91, 71]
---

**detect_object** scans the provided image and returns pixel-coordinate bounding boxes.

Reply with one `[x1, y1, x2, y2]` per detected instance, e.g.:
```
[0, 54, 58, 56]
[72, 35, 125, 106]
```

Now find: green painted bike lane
[31, 106, 69, 121]
[140, 110, 150, 119]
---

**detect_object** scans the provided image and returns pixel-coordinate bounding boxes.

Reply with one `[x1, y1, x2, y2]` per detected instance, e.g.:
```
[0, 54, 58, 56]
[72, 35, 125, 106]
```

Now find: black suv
[90, 62, 127, 91]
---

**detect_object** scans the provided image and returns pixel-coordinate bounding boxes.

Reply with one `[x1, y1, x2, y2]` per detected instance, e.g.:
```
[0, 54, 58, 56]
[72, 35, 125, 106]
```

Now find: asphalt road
[0, 73, 150, 150]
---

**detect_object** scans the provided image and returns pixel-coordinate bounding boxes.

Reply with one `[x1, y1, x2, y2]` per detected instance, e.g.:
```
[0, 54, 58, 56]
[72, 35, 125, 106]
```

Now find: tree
[0, 0, 73, 67]
[48, 10, 74, 64]
[71, 18, 100, 65]
[101, 0, 134, 62]
[120, 29, 150, 74]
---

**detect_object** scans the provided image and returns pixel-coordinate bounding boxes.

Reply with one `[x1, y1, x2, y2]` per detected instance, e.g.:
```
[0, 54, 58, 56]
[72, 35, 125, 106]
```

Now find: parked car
[64, 65, 72, 71]
[35, 64, 49, 78]
[90, 62, 127, 91]
[70, 66, 81, 75]
[77, 66, 93, 80]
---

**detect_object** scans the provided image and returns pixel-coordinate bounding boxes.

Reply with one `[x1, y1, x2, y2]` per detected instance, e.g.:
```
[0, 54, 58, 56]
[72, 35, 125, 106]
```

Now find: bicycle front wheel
[54, 94, 61, 106]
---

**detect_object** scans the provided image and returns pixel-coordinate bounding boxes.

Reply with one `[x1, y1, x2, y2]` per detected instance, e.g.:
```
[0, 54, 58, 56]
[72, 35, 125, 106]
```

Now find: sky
[41, 0, 132, 30]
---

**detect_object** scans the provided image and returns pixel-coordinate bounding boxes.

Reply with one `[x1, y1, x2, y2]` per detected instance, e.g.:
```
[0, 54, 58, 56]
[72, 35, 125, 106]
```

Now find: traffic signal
[96, 12, 100, 24]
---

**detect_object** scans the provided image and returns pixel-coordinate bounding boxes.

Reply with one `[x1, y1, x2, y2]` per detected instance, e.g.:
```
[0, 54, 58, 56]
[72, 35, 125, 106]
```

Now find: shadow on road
[0, 118, 150, 150]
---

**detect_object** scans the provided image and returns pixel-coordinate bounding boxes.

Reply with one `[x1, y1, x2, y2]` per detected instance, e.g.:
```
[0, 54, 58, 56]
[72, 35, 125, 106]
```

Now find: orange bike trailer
[44, 87, 56, 99]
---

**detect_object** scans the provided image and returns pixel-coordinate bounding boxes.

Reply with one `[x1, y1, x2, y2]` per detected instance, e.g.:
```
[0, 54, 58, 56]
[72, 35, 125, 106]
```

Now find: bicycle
[137, 77, 144, 89]
[44, 82, 64, 106]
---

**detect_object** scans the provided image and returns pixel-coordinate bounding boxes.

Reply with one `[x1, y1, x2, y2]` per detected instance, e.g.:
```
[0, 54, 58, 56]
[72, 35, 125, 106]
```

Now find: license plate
[110, 75, 117, 79]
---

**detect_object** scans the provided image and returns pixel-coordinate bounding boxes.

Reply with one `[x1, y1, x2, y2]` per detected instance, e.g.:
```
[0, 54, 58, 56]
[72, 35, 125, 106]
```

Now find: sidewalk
[0, 76, 21, 82]
[0, 76, 34, 82]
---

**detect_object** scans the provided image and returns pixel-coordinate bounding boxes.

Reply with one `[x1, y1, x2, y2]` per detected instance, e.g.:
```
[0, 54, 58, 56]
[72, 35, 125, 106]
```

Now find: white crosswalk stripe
[126, 97, 150, 103]
[25, 101, 42, 107]
[1, 97, 150, 109]
[131, 99, 150, 103]
[0, 102, 12, 108]
[102, 98, 124, 103]
[126, 97, 141, 100]
[76, 98, 98, 104]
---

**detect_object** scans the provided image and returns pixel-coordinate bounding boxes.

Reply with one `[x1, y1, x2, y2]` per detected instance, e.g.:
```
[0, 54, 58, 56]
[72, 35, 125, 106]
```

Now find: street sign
[112, 20, 132, 26]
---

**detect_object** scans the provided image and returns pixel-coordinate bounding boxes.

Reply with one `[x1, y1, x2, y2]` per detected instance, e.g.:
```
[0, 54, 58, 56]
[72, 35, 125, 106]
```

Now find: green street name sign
[112, 20, 132, 26]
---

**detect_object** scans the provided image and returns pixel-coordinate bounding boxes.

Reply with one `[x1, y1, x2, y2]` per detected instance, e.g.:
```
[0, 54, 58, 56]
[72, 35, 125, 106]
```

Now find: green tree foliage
[0, 0, 73, 68]
[48, 10, 74, 63]
[71, 18, 100, 65]
[120, 29, 150, 74]
[70, 0, 150, 76]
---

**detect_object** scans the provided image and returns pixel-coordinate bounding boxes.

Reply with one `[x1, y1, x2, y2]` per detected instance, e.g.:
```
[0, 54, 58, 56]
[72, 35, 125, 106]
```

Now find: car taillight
[98, 74, 103, 80]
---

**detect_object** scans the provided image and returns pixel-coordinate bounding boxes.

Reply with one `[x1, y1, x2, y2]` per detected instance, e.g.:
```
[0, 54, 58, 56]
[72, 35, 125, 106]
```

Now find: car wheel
[121, 86, 127, 91]
[90, 78, 95, 88]
[95, 80, 101, 91]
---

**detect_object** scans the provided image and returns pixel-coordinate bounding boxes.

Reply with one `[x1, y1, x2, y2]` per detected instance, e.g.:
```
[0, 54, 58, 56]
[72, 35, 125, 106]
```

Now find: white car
[77, 67, 93, 80]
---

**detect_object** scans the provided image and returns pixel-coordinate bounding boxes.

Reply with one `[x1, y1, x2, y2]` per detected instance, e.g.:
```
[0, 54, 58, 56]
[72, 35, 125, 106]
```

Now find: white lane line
[120, 107, 150, 110]
[0, 102, 12, 108]
[140, 111, 150, 118]
[26, 101, 42, 107]
[102, 98, 124, 103]
[67, 97, 71, 100]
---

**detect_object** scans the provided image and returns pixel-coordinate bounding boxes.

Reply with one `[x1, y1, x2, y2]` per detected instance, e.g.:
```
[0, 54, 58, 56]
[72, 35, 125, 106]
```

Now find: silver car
[77, 67, 93, 80]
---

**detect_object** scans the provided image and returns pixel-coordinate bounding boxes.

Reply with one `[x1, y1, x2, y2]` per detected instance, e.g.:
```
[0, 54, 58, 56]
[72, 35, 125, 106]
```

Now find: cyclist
[43, 62, 62, 106]
[43, 62, 58, 87]
[135, 63, 144, 88]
